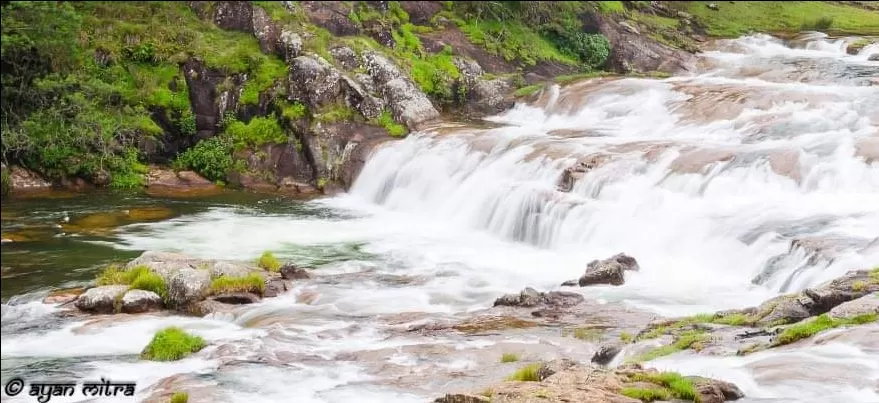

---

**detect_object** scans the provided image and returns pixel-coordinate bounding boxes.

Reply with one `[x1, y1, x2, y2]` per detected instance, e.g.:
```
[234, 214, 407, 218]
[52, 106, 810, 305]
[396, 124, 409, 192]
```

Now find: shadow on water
[0, 188, 340, 301]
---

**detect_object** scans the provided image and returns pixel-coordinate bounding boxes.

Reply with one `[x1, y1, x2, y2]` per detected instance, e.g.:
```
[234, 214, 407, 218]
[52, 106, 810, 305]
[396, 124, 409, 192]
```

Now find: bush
[257, 251, 281, 272]
[170, 392, 189, 403]
[1, 169, 11, 196]
[281, 102, 307, 121]
[172, 136, 234, 182]
[225, 116, 287, 149]
[562, 33, 611, 69]
[210, 274, 265, 296]
[141, 327, 206, 361]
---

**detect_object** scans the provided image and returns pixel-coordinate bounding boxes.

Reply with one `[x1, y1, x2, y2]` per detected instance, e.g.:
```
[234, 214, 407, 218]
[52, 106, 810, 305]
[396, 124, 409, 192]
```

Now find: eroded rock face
[587, 12, 696, 74]
[828, 293, 879, 319]
[363, 51, 440, 129]
[591, 343, 623, 365]
[804, 269, 879, 314]
[121, 290, 163, 314]
[493, 287, 585, 309]
[210, 292, 261, 305]
[75, 285, 129, 314]
[288, 55, 343, 108]
[8, 166, 52, 191]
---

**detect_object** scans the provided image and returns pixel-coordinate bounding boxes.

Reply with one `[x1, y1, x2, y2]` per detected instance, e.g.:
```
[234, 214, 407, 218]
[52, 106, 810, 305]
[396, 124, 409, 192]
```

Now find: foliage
[209, 274, 266, 296]
[506, 363, 541, 382]
[597, 1, 626, 15]
[315, 104, 358, 124]
[513, 84, 543, 97]
[281, 102, 308, 121]
[129, 271, 168, 301]
[96, 264, 151, 286]
[173, 136, 234, 182]
[1, 169, 10, 196]
[561, 33, 611, 69]
[500, 352, 520, 363]
[852, 280, 867, 292]
[257, 251, 281, 272]
[632, 330, 709, 362]
[773, 313, 877, 346]
[170, 392, 189, 403]
[239, 57, 288, 105]
[225, 117, 287, 149]
[619, 331, 633, 343]
[871, 267, 879, 284]
[141, 327, 206, 361]
[627, 372, 697, 401]
[621, 387, 671, 402]
[372, 111, 407, 137]
[459, 19, 579, 66]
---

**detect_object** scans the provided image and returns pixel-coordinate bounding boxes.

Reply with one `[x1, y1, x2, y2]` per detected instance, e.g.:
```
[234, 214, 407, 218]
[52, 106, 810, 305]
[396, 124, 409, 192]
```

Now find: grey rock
[536, 358, 580, 381]
[213, 1, 253, 32]
[688, 376, 744, 403]
[868, 53, 879, 62]
[210, 261, 252, 279]
[561, 279, 579, 287]
[75, 285, 129, 314]
[167, 268, 211, 309]
[265, 278, 291, 297]
[591, 343, 622, 365]
[433, 395, 490, 403]
[755, 295, 813, 326]
[468, 78, 514, 116]
[804, 269, 879, 314]
[279, 30, 303, 63]
[618, 21, 640, 35]
[125, 251, 202, 283]
[452, 56, 483, 83]
[288, 55, 343, 108]
[210, 292, 261, 305]
[494, 287, 542, 307]
[828, 293, 879, 318]
[251, 5, 281, 54]
[330, 46, 359, 70]
[363, 51, 440, 128]
[280, 263, 311, 280]
[578, 253, 639, 287]
[340, 75, 385, 119]
[121, 289, 163, 314]
[493, 288, 585, 308]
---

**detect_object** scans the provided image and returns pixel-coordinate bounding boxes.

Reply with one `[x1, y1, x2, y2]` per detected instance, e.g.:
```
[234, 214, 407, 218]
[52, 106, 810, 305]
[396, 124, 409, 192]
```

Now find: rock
[340, 75, 385, 119]
[754, 294, 813, 326]
[75, 285, 129, 314]
[279, 30, 303, 63]
[288, 55, 343, 108]
[591, 343, 623, 365]
[210, 292, 261, 305]
[578, 253, 639, 287]
[264, 278, 291, 297]
[828, 293, 879, 319]
[251, 6, 281, 54]
[185, 299, 236, 317]
[330, 46, 359, 70]
[43, 287, 85, 305]
[707, 3, 720, 10]
[452, 56, 483, 83]
[213, 1, 254, 32]
[280, 263, 311, 280]
[301, 1, 359, 36]
[121, 290, 163, 314]
[400, 1, 441, 25]
[537, 358, 580, 381]
[561, 279, 579, 287]
[8, 166, 52, 191]
[126, 250, 203, 283]
[467, 78, 514, 117]
[146, 167, 216, 191]
[210, 262, 252, 279]
[588, 12, 696, 74]
[868, 54, 879, 62]
[618, 21, 640, 35]
[166, 268, 211, 309]
[433, 395, 490, 403]
[803, 269, 879, 314]
[363, 51, 440, 129]
[688, 376, 744, 403]
[494, 287, 543, 307]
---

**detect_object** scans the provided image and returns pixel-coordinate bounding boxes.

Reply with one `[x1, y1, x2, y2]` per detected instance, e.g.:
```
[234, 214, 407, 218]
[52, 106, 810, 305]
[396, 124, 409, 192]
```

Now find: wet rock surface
[567, 253, 640, 287]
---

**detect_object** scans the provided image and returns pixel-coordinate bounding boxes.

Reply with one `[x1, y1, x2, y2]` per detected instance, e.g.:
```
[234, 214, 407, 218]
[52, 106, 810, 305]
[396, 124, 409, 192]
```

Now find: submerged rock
[121, 290, 163, 314]
[74, 285, 129, 314]
[280, 263, 311, 280]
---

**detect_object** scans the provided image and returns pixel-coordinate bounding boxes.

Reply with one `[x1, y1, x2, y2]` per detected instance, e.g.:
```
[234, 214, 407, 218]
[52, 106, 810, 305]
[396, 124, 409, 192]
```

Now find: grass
[170, 392, 189, 403]
[372, 111, 407, 137]
[281, 101, 307, 121]
[513, 84, 543, 97]
[621, 387, 671, 402]
[674, 2, 879, 37]
[773, 313, 877, 346]
[852, 280, 867, 292]
[141, 327, 206, 361]
[209, 273, 265, 296]
[554, 71, 614, 85]
[314, 103, 358, 124]
[95, 264, 167, 301]
[562, 327, 602, 341]
[628, 372, 697, 401]
[596, 1, 626, 15]
[500, 352, 520, 363]
[257, 251, 281, 272]
[129, 271, 168, 300]
[632, 330, 709, 363]
[870, 267, 879, 284]
[620, 331, 634, 343]
[458, 19, 580, 66]
[226, 116, 288, 150]
[506, 363, 541, 382]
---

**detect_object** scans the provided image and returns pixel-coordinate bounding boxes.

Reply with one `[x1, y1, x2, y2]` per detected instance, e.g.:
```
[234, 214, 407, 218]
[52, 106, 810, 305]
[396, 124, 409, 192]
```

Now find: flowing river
[2, 34, 878, 403]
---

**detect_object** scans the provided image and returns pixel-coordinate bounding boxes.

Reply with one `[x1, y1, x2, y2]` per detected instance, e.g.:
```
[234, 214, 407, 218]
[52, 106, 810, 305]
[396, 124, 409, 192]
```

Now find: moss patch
[141, 327, 206, 361]
[773, 313, 877, 346]
[210, 274, 265, 296]
[626, 371, 697, 401]
[170, 392, 189, 403]
[371, 110, 407, 137]
[632, 330, 709, 363]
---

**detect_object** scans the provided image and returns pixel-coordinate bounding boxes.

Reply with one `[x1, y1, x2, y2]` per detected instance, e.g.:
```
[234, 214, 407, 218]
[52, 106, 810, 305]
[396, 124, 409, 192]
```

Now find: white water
[3, 34, 879, 402]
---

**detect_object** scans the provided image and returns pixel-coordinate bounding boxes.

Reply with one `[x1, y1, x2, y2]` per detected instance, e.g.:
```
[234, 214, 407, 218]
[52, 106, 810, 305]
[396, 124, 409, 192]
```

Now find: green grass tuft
[500, 352, 520, 363]
[506, 363, 541, 382]
[633, 330, 709, 362]
[852, 280, 867, 292]
[129, 270, 168, 300]
[258, 251, 281, 272]
[96, 264, 151, 286]
[514, 84, 543, 97]
[597, 1, 626, 15]
[141, 327, 206, 361]
[869, 267, 878, 284]
[372, 111, 407, 137]
[210, 273, 265, 296]
[620, 331, 634, 343]
[773, 313, 878, 346]
[628, 372, 697, 401]
[170, 392, 189, 403]
[226, 116, 287, 150]
[281, 101, 308, 121]
[620, 387, 671, 402]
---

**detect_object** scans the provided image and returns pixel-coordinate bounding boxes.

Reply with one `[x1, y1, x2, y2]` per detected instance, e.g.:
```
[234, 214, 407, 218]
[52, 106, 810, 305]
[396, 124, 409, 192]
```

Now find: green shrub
[209, 273, 265, 296]
[514, 84, 543, 97]
[506, 363, 541, 382]
[1, 169, 10, 196]
[597, 1, 626, 14]
[172, 136, 234, 182]
[372, 111, 407, 137]
[170, 392, 189, 403]
[562, 33, 611, 69]
[315, 104, 357, 123]
[226, 116, 287, 149]
[257, 251, 281, 272]
[282, 102, 308, 121]
[500, 352, 520, 363]
[141, 327, 206, 361]
[239, 57, 287, 106]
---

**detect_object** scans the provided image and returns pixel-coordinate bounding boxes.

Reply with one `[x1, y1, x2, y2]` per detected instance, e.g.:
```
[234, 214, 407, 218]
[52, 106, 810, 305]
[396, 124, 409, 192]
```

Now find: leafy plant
[257, 251, 281, 272]
[173, 136, 234, 182]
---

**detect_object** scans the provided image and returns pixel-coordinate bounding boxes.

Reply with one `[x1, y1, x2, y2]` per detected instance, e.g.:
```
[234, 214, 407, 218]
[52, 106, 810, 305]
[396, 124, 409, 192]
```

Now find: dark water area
[0, 189, 331, 301]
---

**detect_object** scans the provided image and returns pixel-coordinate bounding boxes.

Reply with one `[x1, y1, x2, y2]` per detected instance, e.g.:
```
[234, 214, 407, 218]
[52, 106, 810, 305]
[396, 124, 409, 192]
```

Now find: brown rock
[264, 278, 291, 298]
[280, 263, 311, 280]
[433, 395, 490, 403]
[43, 288, 85, 305]
[578, 253, 640, 287]
[210, 292, 261, 305]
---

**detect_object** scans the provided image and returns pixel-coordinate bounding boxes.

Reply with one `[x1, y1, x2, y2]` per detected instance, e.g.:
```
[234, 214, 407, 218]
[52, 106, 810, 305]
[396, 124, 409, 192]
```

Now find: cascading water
[2, 34, 878, 403]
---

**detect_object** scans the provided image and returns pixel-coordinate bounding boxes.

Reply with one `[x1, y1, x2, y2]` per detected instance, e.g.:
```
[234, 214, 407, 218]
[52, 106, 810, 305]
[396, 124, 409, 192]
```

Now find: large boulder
[585, 12, 696, 74]
[279, 30, 303, 63]
[121, 290, 163, 314]
[251, 6, 281, 54]
[465, 78, 514, 117]
[166, 268, 212, 309]
[75, 285, 129, 314]
[803, 269, 879, 314]
[212, 1, 254, 32]
[688, 376, 745, 403]
[363, 51, 440, 129]
[210, 261, 252, 279]
[575, 253, 640, 287]
[591, 343, 623, 365]
[754, 294, 814, 326]
[288, 55, 343, 108]
[126, 250, 204, 283]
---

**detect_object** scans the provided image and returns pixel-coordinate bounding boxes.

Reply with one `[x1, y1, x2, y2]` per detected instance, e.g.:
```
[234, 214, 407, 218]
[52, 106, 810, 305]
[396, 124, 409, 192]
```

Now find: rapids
[2, 33, 878, 402]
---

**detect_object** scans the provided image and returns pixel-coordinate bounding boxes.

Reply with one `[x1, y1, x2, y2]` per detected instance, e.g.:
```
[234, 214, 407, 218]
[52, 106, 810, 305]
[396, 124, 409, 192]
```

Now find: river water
[2, 34, 878, 402]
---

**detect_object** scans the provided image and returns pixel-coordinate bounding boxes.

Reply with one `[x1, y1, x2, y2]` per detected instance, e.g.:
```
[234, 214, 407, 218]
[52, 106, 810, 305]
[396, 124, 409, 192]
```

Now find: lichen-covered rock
[754, 294, 814, 326]
[212, 1, 254, 33]
[466, 78, 514, 117]
[494, 287, 542, 307]
[279, 30, 303, 63]
[493, 287, 585, 308]
[363, 51, 440, 129]
[167, 268, 211, 309]
[251, 6, 281, 54]
[210, 261, 252, 279]
[75, 285, 129, 314]
[340, 75, 384, 119]
[121, 290, 163, 314]
[288, 55, 343, 108]
[330, 46, 359, 70]
[126, 250, 203, 283]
